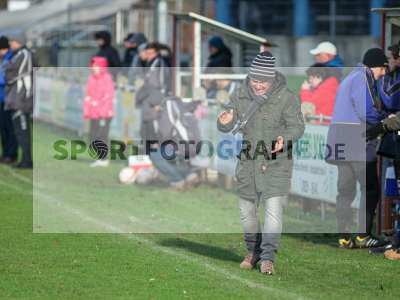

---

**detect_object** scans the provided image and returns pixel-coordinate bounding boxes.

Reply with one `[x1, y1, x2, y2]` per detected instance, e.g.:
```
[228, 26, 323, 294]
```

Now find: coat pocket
[234, 160, 254, 195]
[262, 110, 281, 128]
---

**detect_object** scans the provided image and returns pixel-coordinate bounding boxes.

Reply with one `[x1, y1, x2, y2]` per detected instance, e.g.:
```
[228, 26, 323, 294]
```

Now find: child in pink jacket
[84, 56, 115, 167]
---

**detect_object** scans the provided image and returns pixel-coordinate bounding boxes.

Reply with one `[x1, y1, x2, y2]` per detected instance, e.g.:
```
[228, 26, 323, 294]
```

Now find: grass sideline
[1, 126, 400, 299]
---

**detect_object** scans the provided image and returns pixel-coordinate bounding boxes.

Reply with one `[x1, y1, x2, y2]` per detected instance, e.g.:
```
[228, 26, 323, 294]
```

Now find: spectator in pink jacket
[84, 56, 115, 167]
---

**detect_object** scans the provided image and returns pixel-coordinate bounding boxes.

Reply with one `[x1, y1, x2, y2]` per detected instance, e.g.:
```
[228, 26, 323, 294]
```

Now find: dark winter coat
[0, 49, 13, 102]
[217, 72, 305, 200]
[123, 48, 137, 68]
[378, 66, 400, 112]
[321, 55, 344, 80]
[206, 46, 232, 70]
[95, 31, 121, 69]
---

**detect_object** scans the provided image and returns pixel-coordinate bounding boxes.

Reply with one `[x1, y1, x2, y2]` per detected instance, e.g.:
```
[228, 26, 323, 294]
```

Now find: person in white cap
[310, 41, 344, 80]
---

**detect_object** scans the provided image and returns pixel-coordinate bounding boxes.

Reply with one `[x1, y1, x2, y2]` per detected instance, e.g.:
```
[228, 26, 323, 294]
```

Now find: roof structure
[170, 11, 277, 46]
[0, 0, 138, 37]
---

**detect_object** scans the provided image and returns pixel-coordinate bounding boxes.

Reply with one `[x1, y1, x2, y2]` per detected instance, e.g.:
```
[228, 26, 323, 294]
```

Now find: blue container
[385, 166, 400, 197]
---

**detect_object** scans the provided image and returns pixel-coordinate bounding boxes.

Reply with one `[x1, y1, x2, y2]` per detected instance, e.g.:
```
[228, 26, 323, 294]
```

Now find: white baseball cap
[310, 41, 337, 56]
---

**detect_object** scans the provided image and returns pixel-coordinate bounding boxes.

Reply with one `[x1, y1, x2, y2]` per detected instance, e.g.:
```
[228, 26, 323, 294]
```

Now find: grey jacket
[5, 47, 34, 113]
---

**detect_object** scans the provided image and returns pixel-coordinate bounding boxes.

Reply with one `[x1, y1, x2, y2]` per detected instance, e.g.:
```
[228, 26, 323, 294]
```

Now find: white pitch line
[7, 171, 307, 300]
[0, 178, 32, 195]
[0, 165, 32, 185]
[37, 193, 306, 300]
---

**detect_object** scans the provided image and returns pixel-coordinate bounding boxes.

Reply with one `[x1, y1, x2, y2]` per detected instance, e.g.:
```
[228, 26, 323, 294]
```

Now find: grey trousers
[239, 195, 285, 262]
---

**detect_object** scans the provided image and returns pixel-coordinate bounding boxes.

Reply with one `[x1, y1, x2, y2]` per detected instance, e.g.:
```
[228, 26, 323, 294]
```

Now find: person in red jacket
[300, 64, 339, 121]
[84, 56, 115, 167]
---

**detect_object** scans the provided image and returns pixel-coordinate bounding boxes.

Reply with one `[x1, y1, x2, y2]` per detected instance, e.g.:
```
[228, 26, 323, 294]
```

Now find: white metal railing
[305, 114, 332, 124]
[199, 74, 247, 80]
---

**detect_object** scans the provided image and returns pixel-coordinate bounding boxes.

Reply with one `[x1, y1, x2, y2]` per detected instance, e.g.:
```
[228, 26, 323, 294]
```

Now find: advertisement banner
[35, 74, 350, 204]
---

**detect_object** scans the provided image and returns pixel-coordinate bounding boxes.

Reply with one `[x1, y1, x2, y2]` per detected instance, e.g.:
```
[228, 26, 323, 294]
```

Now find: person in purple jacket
[326, 48, 388, 249]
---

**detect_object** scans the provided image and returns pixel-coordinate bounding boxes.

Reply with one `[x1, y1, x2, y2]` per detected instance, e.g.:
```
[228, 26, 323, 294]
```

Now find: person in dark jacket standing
[217, 52, 305, 275]
[123, 32, 147, 68]
[205, 36, 233, 97]
[4, 33, 34, 169]
[0, 36, 18, 164]
[326, 48, 388, 248]
[378, 40, 400, 112]
[364, 111, 400, 260]
[94, 31, 121, 74]
[207, 36, 232, 69]
[123, 33, 136, 68]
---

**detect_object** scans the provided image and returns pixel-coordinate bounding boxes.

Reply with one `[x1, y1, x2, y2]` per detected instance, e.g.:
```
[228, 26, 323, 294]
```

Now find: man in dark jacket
[123, 33, 136, 68]
[205, 36, 233, 98]
[5, 33, 34, 168]
[378, 40, 400, 112]
[326, 48, 388, 248]
[365, 111, 400, 260]
[123, 32, 147, 68]
[0, 36, 18, 164]
[207, 36, 232, 69]
[94, 31, 121, 75]
[217, 52, 305, 275]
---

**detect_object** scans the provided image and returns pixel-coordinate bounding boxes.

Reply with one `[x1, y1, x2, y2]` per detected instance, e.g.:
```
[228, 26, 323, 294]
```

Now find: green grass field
[1, 124, 400, 299]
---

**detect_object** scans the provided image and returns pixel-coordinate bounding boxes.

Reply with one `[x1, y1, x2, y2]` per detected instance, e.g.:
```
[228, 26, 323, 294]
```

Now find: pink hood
[90, 56, 109, 71]
[84, 56, 115, 120]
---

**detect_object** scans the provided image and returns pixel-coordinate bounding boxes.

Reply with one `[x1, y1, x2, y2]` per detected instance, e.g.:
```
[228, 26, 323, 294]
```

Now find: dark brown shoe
[260, 260, 274, 275]
[239, 254, 260, 269]
[0, 157, 17, 164]
[14, 161, 33, 169]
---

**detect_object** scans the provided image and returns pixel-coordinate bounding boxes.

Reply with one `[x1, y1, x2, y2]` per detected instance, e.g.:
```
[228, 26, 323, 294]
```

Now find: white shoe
[90, 160, 110, 167]
[169, 180, 186, 191]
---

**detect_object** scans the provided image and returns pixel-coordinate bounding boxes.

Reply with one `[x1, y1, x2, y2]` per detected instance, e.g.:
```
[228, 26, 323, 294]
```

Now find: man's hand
[272, 136, 284, 153]
[365, 123, 385, 141]
[301, 80, 311, 90]
[365, 114, 400, 141]
[218, 109, 234, 125]
[383, 114, 400, 131]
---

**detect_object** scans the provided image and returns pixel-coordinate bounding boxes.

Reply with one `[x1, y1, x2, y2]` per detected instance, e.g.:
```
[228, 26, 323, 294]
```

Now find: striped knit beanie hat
[249, 51, 276, 81]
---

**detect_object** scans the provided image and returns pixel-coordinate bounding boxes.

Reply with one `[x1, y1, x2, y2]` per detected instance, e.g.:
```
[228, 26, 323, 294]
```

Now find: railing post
[192, 20, 202, 90]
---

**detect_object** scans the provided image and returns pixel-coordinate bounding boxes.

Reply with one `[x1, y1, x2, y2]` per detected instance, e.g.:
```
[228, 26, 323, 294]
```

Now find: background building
[0, 0, 398, 66]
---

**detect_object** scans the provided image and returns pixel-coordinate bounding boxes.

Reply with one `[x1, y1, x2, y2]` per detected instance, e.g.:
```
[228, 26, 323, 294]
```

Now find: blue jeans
[149, 145, 193, 184]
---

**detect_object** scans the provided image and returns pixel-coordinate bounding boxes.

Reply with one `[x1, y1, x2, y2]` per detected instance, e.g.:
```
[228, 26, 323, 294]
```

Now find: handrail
[169, 11, 271, 44]
[305, 114, 332, 124]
